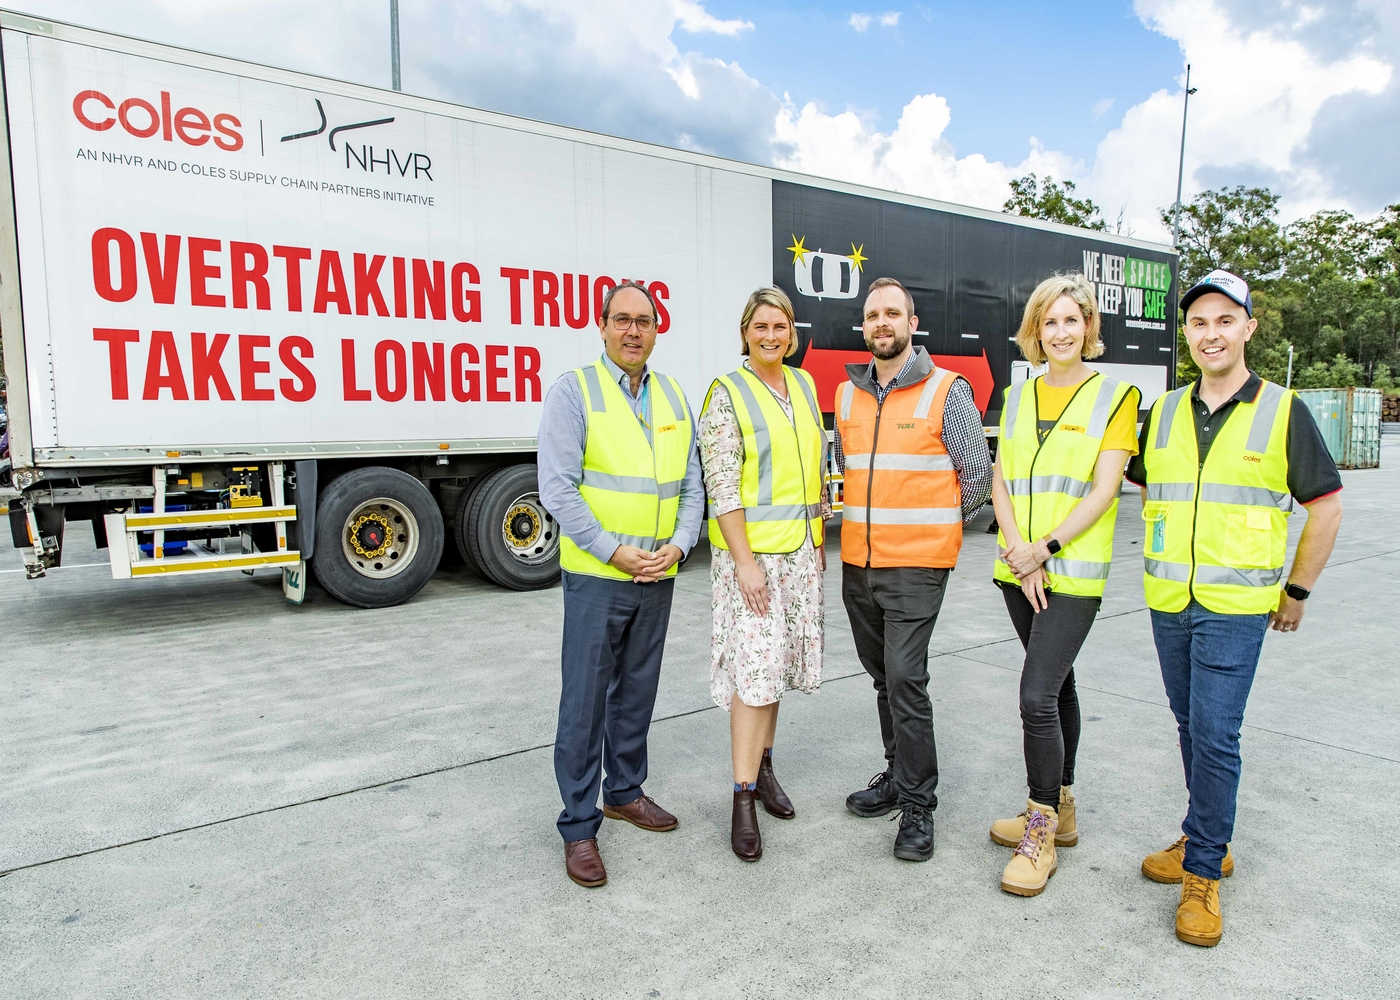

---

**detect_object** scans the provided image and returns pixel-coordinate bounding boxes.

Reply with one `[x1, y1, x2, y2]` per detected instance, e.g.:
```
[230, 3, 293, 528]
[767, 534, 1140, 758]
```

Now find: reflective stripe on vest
[992, 373, 1132, 598]
[835, 366, 964, 568]
[559, 360, 694, 580]
[1140, 379, 1293, 614]
[705, 366, 826, 554]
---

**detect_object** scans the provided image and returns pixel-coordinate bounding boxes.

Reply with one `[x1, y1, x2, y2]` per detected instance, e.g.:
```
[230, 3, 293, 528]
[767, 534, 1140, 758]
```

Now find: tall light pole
[390, 0, 402, 91]
[1171, 64, 1197, 248]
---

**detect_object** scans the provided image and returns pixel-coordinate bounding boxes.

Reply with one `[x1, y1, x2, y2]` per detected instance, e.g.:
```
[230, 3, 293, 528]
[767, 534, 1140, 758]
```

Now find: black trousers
[554, 570, 675, 842]
[842, 564, 949, 810]
[999, 582, 1099, 806]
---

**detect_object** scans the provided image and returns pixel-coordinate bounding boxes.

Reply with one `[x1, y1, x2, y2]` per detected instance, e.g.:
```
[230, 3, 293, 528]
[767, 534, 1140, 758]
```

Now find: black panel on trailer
[771, 180, 1178, 427]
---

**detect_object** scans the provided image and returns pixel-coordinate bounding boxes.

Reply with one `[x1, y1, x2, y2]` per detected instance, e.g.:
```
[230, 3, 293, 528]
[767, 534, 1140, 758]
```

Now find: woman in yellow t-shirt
[988, 273, 1141, 898]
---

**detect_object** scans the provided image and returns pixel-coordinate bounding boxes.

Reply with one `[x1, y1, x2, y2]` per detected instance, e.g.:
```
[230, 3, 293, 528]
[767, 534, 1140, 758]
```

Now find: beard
[867, 326, 911, 360]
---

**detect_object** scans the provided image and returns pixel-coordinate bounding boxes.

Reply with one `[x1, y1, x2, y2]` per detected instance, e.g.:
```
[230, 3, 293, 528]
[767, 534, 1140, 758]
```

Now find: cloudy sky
[13, 0, 1397, 244]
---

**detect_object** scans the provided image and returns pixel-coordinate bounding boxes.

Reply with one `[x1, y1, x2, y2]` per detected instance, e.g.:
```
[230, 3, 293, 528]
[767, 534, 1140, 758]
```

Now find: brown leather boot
[602, 794, 679, 832]
[756, 752, 795, 819]
[564, 838, 606, 888]
[731, 789, 762, 862]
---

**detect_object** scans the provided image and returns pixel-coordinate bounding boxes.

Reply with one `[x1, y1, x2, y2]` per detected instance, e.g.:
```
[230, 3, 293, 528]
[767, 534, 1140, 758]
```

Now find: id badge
[1143, 503, 1168, 556]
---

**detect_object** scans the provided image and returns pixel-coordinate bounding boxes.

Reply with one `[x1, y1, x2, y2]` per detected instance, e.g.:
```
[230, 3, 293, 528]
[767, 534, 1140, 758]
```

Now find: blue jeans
[1150, 601, 1269, 880]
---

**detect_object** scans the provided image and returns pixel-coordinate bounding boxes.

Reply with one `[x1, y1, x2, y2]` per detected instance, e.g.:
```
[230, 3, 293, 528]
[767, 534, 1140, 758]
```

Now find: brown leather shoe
[564, 838, 606, 888]
[756, 753, 795, 819]
[731, 789, 762, 861]
[602, 794, 678, 832]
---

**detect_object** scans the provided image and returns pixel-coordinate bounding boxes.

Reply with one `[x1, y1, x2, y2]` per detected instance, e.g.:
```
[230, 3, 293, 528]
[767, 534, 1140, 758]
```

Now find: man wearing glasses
[538, 280, 704, 888]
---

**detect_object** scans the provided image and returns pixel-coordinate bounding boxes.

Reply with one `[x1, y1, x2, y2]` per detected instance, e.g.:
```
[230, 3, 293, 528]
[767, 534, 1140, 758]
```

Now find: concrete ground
[2, 442, 1396, 999]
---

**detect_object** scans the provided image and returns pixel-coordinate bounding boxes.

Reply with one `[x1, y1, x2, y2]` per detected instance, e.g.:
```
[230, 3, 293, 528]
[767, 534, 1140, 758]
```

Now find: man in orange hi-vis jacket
[835, 276, 993, 862]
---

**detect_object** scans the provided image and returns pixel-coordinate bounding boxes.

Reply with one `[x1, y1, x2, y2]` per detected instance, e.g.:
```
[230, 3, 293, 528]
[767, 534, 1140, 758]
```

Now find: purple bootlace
[1014, 810, 1052, 860]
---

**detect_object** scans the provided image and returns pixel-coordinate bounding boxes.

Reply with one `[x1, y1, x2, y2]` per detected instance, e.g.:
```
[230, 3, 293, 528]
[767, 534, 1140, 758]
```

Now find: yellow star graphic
[848, 243, 868, 272]
[787, 234, 810, 265]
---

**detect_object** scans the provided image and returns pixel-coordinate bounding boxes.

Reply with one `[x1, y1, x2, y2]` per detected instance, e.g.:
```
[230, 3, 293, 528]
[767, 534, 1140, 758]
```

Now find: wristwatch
[1044, 537, 1062, 555]
[1284, 582, 1310, 601]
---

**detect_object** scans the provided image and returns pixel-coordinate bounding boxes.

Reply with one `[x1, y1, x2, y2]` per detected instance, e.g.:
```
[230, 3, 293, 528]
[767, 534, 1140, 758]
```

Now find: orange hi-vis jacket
[836, 349, 966, 569]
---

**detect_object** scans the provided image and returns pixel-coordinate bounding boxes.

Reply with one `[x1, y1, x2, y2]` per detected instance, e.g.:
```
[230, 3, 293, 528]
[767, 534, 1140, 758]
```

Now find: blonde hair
[1015, 273, 1103, 366]
[739, 286, 798, 357]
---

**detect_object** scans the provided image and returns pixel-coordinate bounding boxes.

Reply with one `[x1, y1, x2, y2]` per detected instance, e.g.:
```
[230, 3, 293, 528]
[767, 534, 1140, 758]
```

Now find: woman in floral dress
[699, 286, 829, 862]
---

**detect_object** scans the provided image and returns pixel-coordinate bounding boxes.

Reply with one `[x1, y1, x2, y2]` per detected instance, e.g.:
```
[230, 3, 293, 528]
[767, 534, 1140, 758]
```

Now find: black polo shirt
[1125, 372, 1343, 504]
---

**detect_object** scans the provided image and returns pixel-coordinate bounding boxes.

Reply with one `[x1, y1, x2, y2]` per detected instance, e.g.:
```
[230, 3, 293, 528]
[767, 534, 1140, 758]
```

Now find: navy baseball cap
[1180, 269, 1253, 317]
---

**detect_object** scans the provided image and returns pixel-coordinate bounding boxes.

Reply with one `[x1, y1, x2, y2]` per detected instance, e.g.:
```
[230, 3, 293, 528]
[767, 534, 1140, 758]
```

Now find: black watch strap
[1284, 582, 1310, 601]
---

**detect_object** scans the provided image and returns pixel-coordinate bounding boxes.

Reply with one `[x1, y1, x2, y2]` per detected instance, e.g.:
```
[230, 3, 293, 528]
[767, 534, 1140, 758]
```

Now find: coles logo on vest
[72, 90, 243, 151]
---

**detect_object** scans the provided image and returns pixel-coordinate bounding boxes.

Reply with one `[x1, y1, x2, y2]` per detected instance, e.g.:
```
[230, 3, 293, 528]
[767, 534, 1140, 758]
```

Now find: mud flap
[282, 558, 308, 605]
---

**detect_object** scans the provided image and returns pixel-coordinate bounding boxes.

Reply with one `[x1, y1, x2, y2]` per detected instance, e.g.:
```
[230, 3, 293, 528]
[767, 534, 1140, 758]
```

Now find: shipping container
[1295, 387, 1381, 469]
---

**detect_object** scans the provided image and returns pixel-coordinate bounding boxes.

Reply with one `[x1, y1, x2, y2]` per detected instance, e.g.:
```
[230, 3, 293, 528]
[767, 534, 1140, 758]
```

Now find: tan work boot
[990, 786, 1077, 847]
[1176, 873, 1223, 946]
[1000, 800, 1058, 897]
[1141, 835, 1235, 884]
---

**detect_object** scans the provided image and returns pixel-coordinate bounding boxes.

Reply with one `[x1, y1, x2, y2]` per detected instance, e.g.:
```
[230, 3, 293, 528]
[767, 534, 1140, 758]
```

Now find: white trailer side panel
[6, 30, 768, 465]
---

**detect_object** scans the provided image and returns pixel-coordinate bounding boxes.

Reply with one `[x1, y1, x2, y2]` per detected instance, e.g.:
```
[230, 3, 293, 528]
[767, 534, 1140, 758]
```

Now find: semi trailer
[0, 10, 1178, 608]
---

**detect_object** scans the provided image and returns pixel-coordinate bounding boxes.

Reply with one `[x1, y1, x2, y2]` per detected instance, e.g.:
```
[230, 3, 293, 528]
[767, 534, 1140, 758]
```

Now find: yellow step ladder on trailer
[105, 462, 305, 602]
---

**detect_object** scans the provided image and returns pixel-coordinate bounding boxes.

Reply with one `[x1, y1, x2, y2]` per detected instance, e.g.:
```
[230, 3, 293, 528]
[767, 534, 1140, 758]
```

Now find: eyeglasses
[608, 313, 656, 333]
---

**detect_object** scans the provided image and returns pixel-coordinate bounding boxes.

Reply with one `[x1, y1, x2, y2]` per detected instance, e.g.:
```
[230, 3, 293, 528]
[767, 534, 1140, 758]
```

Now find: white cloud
[672, 0, 754, 36]
[1080, 0, 1392, 235]
[848, 11, 900, 32]
[773, 93, 1078, 211]
[1092, 97, 1114, 121]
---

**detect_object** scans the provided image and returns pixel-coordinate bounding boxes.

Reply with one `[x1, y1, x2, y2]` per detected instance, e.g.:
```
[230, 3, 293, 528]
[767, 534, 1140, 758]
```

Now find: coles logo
[72, 90, 243, 151]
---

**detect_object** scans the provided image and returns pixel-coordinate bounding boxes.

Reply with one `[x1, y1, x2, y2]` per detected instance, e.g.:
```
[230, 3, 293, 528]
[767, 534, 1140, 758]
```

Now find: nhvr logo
[787, 235, 867, 301]
[281, 99, 432, 181]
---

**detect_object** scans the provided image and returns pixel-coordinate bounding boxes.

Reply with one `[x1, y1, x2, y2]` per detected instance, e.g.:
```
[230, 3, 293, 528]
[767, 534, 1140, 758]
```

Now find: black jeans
[554, 571, 675, 842]
[1000, 582, 1099, 807]
[842, 564, 949, 810]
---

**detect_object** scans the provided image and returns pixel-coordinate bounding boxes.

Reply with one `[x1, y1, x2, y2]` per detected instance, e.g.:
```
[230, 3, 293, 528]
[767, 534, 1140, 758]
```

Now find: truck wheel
[463, 464, 560, 590]
[312, 467, 444, 608]
[451, 473, 494, 578]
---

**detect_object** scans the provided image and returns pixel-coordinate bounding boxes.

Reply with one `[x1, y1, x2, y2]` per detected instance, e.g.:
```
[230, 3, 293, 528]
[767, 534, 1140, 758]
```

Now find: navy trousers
[554, 570, 676, 842]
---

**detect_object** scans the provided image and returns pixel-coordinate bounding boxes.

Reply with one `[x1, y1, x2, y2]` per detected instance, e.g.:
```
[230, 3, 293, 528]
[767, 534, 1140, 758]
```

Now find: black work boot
[846, 768, 899, 818]
[892, 805, 935, 861]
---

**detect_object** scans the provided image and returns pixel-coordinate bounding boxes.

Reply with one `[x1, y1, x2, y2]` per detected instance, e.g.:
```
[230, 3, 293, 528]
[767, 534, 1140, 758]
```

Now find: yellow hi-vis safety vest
[558, 360, 695, 580]
[705, 365, 826, 553]
[993, 373, 1133, 597]
[1141, 379, 1294, 614]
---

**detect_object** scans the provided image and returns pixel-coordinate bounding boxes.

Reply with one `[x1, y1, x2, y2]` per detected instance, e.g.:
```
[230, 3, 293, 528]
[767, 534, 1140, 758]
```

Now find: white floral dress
[699, 369, 828, 711]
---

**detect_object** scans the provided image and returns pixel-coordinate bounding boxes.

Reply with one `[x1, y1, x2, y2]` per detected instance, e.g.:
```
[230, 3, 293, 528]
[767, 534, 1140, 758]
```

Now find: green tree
[1166, 190, 1400, 387]
[1004, 174, 1107, 231]
[1161, 185, 1285, 286]
[1293, 360, 1333, 390]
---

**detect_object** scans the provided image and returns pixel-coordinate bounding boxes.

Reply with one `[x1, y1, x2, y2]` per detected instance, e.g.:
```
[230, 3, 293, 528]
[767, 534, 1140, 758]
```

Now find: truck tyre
[312, 467, 444, 608]
[463, 464, 560, 590]
[451, 472, 495, 578]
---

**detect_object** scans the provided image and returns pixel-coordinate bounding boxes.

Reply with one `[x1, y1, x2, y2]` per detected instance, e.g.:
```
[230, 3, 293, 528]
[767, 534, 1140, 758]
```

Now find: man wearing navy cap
[1126, 269, 1343, 946]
